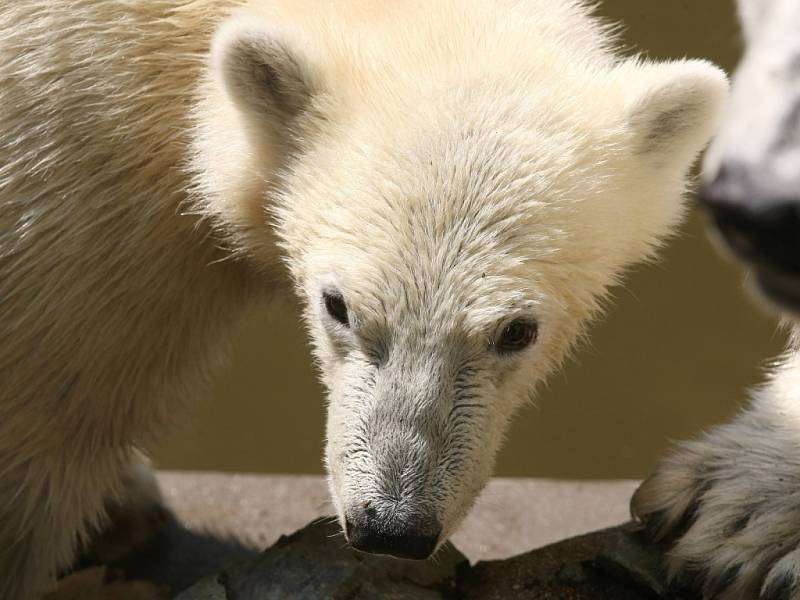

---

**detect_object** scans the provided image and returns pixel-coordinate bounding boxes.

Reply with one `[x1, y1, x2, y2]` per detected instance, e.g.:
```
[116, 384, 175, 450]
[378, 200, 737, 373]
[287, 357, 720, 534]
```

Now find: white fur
[632, 2, 800, 598]
[704, 0, 800, 185]
[205, 0, 726, 553]
[632, 349, 800, 599]
[1, 0, 725, 596]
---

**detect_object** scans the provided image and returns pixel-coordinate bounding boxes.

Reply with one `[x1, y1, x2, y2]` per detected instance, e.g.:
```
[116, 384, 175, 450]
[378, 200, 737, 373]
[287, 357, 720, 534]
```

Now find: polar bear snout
[344, 506, 441, 560]
[700, 163, 800, 310]
[698, 0, 800, 313]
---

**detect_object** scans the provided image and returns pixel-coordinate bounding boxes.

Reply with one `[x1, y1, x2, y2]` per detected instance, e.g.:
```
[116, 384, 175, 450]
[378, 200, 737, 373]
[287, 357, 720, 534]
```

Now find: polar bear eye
[496, 318, 538, 354]
[323, 291, 349, 327]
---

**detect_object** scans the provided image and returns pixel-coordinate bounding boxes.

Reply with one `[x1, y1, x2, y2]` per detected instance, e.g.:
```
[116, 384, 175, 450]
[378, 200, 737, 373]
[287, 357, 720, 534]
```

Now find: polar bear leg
[84, 454, 167, 565]
[0, 449, 153, 599]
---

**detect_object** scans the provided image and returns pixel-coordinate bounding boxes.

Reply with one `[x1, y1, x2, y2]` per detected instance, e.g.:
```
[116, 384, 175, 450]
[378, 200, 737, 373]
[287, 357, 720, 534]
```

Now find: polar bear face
[700, 0, 800, 313]
[206, 6, 727, 558]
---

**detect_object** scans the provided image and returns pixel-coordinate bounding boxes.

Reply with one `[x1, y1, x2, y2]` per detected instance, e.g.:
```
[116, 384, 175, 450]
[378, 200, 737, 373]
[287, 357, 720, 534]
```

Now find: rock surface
[458, 523, 677, 600]
[156, 473, 639, 563]
[172, 518, 685, 600]
[85, 476, 684, 599]
[175, 518, 467, 600]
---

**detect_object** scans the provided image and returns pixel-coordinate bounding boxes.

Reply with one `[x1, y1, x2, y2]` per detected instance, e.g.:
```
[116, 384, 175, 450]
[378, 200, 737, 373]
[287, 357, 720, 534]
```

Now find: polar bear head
[701, 0, 800, 314]
[202, 1, 727, 559]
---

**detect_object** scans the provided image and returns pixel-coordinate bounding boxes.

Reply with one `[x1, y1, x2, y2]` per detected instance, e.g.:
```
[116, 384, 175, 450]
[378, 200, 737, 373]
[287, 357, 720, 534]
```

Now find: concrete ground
[157, 472, 639, 561]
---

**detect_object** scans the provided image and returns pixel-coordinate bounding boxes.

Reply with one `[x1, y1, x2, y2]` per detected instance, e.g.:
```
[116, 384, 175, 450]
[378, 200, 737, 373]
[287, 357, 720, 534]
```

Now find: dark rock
[594, 524, 669, 596]
[175, 518, 468, 600]
[107, 514, 689, 599]
[456, 523, 688, 600]
[173, 576, 227, 600]
[557, 561, 588, 586]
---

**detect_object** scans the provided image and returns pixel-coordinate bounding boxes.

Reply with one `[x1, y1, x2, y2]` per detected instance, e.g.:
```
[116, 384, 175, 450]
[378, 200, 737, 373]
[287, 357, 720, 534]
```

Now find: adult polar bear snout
[699, 0, 800, 313]
[204, 3, 728, 561]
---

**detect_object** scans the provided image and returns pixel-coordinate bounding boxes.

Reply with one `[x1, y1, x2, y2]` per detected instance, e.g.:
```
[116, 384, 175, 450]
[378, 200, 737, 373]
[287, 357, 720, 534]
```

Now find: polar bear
[0, 0, 726, 597]
[631, 2, 800, 600]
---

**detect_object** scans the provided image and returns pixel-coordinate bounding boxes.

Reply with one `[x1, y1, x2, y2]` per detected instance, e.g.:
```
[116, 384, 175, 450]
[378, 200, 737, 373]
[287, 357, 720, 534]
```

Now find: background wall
[155, 0, 787, 479]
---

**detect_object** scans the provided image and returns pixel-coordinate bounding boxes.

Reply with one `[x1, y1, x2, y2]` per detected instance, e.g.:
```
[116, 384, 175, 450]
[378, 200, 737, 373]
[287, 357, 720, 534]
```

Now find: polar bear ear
[211, 16, 319, 126]
[621, 59, 729, 171]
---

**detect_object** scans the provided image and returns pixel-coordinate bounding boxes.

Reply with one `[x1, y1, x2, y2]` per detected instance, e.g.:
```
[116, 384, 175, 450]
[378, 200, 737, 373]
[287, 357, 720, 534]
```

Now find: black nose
[345, 517, 441, 560]
[700, 163, 800, 276]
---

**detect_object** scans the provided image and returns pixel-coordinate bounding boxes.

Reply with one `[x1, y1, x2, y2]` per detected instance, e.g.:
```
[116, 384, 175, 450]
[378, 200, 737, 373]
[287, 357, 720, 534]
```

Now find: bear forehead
[285, 110, 613, 279]
[337, 260, 544, 345]
[288, 95, 609, 224]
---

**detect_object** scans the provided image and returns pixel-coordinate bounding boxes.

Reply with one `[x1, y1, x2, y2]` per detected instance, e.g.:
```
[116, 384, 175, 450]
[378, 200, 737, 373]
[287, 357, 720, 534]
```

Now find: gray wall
[155, 0, 787, 478]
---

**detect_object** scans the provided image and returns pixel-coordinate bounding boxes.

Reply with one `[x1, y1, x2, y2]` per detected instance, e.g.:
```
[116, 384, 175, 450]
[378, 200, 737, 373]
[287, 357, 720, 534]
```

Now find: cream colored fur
[1, 0, 726, 597]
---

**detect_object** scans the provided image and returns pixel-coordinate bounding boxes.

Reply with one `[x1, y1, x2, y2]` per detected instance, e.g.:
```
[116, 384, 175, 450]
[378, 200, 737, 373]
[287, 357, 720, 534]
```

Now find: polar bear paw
[632, 420, 800, 600]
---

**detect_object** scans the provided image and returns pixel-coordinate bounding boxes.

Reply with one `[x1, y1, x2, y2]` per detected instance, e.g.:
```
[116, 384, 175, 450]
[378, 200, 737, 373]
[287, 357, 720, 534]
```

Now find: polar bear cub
[0, 0, 726, 597]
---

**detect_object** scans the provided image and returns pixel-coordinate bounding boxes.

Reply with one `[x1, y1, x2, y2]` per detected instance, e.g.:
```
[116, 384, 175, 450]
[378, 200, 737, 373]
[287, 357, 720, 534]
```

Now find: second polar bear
[0, 0, 727, 597]
[633, 1, 800, 599]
